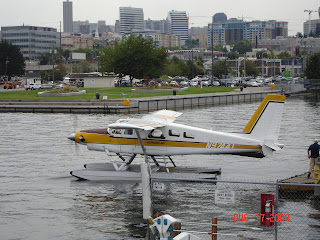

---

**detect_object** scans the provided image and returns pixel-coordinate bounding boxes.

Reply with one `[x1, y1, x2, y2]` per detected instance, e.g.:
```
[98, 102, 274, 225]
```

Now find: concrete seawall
[0, 89, 283, 114]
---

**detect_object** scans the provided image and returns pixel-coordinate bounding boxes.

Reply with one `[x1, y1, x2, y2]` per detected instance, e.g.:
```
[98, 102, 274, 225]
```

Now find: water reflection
[70, 181, 145, 238]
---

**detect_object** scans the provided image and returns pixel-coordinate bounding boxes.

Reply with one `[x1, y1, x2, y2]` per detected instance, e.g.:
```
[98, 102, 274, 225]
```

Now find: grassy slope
[0, 87, 236, 100]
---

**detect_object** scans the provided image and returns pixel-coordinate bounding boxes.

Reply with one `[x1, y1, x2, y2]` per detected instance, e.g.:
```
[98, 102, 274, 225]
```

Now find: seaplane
[68, 94, 286, 181]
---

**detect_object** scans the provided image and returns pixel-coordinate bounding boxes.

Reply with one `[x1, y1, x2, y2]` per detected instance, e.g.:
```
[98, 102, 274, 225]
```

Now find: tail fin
[242, 94, 286, 156]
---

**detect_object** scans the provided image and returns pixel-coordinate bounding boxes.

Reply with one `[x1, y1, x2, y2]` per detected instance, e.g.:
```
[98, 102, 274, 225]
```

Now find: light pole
[5, 58, 9, 77]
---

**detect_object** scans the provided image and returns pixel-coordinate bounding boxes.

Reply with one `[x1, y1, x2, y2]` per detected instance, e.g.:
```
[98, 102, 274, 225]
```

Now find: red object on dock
[260, 194, 274, 226]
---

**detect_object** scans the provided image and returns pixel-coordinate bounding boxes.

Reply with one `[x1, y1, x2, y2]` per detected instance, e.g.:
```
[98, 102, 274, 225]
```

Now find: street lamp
[5, 58, 9, 77]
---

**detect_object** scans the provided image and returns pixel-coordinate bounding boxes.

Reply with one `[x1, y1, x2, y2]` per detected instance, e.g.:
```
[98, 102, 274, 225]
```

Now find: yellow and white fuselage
[71, 94, 286, 158]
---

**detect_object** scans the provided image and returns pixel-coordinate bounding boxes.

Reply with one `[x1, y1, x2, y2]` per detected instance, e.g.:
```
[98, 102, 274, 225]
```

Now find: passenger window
[183, 132, 194, 139]
[148, 129, 165, 139]
[124, 129, 133, 135]
[169, 129, 180, 137]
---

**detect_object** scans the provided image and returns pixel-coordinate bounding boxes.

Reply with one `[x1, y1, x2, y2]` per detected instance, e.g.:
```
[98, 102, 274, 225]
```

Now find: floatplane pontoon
[68, 94, 286, 181]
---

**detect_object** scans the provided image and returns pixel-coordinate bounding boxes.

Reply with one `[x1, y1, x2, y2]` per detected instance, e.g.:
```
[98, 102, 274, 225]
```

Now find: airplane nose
[68, 133, 76, 141]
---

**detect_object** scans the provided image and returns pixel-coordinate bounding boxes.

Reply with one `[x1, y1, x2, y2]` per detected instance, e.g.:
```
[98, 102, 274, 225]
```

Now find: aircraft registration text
[206, 143, 235, 149]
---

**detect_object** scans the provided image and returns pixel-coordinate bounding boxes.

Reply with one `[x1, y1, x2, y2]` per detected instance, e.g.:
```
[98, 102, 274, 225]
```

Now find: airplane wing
[143, 110, 182, 123]
[108, 110, 182, 131]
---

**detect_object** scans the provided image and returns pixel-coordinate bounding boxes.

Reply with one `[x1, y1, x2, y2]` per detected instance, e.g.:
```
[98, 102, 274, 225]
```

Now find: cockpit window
[169, 129, 180, 137]
[148, 129, 165, 139]
[111, 129, 122, 135]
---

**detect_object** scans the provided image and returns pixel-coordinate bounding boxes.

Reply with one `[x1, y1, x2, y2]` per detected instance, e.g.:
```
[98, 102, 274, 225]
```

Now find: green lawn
[0, 87, 236, 100]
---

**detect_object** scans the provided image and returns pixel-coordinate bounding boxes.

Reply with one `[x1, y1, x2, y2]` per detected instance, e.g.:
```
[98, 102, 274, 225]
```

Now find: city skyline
[1, 0, 319, 36]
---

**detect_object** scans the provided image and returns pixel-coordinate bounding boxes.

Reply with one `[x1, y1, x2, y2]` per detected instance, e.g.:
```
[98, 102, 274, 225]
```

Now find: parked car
[180, 81, 189, 87]
[189, 81, 198, 87]
[212, 81, 220, 87]
[26, 83, 41, 90]
[169, 81, 179, 86]
[246, 80, 259, 87]
[202, 81, 211, 87]
[41, 83, 53, 89]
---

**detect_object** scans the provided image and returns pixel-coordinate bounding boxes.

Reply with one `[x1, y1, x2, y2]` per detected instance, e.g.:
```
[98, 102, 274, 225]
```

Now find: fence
[148, 178, 320, 240]
[136, 91, 281, 113]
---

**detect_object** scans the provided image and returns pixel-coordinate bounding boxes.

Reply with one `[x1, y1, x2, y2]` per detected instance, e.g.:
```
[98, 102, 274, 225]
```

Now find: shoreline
[0, 89, 282, 114]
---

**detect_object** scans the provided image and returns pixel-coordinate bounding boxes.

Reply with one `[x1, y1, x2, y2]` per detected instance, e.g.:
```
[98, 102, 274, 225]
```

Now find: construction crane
[304, 9, 319, 34]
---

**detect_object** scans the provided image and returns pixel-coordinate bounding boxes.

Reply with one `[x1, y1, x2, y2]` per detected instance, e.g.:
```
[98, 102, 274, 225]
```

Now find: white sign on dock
[215, 190, 235, 204]
[153, 182, 165, 192]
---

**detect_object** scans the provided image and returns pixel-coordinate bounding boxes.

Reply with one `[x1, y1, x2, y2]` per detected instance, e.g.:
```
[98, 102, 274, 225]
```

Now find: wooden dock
[280, 172, 316, 192]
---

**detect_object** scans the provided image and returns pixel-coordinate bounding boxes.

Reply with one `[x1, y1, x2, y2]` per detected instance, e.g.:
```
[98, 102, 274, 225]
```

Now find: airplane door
[144, 129, 167, 155]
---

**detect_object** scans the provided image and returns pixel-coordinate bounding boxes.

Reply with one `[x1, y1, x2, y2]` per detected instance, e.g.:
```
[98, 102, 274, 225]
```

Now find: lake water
[0, 93, 319, 239]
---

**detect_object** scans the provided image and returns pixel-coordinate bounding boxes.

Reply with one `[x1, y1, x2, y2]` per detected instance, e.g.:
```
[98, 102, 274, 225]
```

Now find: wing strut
[104, 149, 137, 171]
[135, 129, 149, 163]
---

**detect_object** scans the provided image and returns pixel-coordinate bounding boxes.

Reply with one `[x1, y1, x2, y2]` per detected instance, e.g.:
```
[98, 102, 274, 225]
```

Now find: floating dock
[279, 172, 316, 192]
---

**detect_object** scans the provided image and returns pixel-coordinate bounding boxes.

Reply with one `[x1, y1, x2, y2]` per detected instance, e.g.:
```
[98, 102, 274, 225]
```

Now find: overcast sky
[1, 0, 319, 36]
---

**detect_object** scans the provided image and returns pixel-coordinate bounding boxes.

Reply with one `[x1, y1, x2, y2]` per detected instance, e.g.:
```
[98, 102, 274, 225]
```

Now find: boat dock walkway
[279, 172, 316, 192]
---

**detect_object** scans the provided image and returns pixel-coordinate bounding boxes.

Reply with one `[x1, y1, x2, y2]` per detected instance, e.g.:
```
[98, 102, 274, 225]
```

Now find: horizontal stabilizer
[264, 142, 281, 151]
[262, 141, 281, 156]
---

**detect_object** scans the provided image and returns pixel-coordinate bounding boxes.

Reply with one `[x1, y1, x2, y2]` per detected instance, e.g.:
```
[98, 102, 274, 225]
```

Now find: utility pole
[211, 22, 214, 80]
[51, 46, 55, 83]
[60, 21, 62, 65]
[191, 48, 194, 79]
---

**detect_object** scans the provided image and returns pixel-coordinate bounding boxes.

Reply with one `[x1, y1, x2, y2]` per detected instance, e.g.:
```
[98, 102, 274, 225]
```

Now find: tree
[227, 51, 239, 60]
[256, 50, 268, 59]
[99, 35, 168, 83]
[40, 64, 67, 82]
[212, 60, 231, 78]
[163, 56, 189, 77]
[0, 40, 25, 76]
[72, 61, 95, 73]
[232, 40, 254, 54]
[239, 60, 258, 77]
[305, 52, 320, 79]
[212, 44, 224, 51]
[184, 39, 200, 49]
[278, 51, 291, 59]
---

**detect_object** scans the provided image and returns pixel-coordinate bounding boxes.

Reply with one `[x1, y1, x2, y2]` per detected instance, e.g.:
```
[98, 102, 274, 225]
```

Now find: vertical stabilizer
[242, 94, 286, 154]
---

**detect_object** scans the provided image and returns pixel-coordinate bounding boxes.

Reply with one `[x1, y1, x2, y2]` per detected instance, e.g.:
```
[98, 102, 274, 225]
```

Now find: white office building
[119, 7, 144, 34]
[167, 10, 188, 44]
[1, 26, 59, 60]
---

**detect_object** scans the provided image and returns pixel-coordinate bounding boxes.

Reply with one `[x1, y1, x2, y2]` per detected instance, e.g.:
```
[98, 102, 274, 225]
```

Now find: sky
[1, 0, 320, 36]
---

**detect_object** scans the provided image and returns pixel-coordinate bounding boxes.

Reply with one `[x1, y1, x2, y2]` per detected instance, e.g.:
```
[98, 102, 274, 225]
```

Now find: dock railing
[149, 177, 320, 240]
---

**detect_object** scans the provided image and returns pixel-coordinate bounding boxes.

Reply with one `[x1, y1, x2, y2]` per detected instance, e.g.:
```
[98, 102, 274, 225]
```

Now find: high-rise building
[1, 26, 59, 60]
[73, 20, 89, 34]
[119, 7, 144, 34]
[303, 19, 320, 35]
[208, 17, 288, 46]
[167, 10, 189, 44]
[213, 13, 227, 23]
[63, 0, 73, 33]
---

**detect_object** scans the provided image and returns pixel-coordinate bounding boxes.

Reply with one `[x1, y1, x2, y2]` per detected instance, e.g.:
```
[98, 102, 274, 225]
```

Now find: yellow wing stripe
[242, 94, 285, 133]
[152, 114, 176, 121]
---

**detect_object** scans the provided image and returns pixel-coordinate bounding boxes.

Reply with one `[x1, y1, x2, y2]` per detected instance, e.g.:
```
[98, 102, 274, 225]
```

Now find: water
[0, 94, 319, 239]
